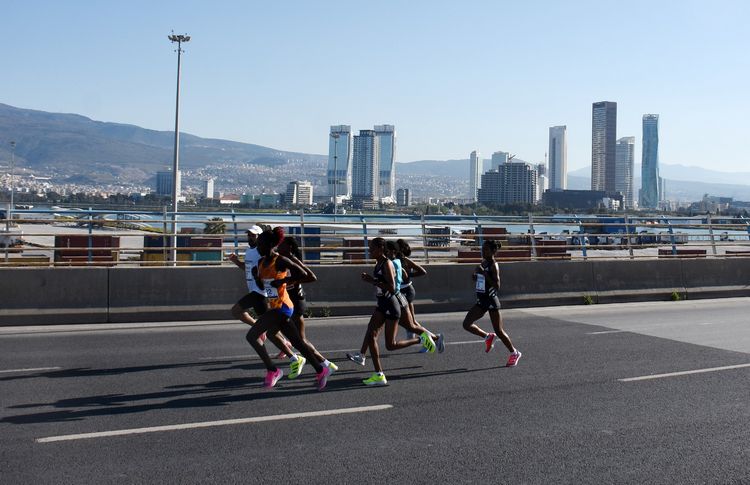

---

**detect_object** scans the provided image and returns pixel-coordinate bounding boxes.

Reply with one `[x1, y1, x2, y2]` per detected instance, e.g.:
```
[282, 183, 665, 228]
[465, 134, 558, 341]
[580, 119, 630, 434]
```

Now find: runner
[461, 239, 522, 367]
[347, 237, 434, 386]
[277, 236, 338, 374]
[396, 239, 427, 340]
[229, 225, 294, 359]
[244, 228, 331, 390]
[346, 240, 443, 365]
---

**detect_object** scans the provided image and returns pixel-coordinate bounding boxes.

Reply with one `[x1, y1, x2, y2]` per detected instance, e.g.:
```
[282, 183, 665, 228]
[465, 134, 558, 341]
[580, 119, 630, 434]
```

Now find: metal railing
[2, 207, 750, 267]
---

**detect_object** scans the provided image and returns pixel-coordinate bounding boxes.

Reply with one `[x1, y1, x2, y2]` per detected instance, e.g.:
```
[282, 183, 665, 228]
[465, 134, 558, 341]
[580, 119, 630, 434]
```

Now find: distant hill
[0, 103, 326, 184]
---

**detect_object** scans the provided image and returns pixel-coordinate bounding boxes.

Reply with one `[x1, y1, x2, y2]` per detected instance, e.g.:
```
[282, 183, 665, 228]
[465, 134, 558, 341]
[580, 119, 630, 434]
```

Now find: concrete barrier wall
[0, 259, 748, 325]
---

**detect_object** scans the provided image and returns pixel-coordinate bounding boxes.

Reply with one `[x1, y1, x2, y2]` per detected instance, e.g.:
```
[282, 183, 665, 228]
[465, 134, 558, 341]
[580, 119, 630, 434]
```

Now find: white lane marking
[199, 340, 484, 360]
[619, 363, 750, 382]
[587, 330, 625, 335]
[697, 322, 718, 326]
[0, 367, 61, 374]
[36, 404, 393, 443]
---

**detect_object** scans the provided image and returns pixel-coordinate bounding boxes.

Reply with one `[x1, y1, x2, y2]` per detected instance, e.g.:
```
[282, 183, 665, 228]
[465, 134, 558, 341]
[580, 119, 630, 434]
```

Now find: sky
[3, 0, 749, 172]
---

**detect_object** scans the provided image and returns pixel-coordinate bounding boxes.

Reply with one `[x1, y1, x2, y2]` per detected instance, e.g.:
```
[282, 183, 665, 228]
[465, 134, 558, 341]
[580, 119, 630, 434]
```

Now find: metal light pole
[168, 32, 190, 264]
[7, 141, 15, 231]
[330, 133, 339, 216]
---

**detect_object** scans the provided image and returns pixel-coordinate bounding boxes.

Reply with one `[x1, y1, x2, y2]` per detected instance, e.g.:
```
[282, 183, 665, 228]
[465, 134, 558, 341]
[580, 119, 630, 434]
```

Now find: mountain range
[1, 102, 749, 201]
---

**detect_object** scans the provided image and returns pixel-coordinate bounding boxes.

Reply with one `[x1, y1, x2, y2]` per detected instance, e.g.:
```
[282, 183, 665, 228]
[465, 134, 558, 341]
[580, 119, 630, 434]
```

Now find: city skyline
[2, 1, 748, 173]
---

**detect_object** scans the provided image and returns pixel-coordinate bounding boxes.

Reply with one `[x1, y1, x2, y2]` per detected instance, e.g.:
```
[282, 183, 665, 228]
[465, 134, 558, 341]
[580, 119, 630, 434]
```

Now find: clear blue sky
[3, 0, 749, 171]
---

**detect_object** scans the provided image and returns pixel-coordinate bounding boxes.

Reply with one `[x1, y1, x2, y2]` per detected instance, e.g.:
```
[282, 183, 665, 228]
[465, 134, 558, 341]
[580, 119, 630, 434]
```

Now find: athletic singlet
[401, 261, 413, 288]
[391, 258, 403, 291]
[257, 254, 294, 313]
[285, 270, 305, 301]
[244, 246, 263, 294]
[373, 259, 395, 298]
[476, 260, 500, 298]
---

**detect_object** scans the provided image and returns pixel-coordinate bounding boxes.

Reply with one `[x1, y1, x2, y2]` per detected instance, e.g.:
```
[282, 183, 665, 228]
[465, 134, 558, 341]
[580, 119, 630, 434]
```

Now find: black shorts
[476, 293, 501, 311]
[400, 284, 416, 304]
[291, 298, 307, 317]
[376, 295, 401, 320]
[236, 292, 268, 316]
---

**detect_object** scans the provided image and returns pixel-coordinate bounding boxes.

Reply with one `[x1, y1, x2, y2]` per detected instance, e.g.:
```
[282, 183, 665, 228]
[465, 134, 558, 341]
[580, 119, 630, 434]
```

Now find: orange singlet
[258, 254, 294, 317]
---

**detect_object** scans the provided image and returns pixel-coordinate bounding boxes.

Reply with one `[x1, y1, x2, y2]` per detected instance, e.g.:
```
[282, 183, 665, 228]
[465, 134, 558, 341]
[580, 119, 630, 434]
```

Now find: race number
[475, 273, 485, 293]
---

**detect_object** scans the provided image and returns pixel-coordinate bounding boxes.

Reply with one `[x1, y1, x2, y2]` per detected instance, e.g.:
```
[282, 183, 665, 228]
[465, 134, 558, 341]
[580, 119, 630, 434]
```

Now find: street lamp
[330, 133, 340, 216]
[7, 141, 15, 232]
[168, 32, 189, 264]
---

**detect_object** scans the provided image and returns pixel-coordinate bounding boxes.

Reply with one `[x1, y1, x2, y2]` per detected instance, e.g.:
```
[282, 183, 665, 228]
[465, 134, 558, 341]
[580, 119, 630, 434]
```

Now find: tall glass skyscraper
[548, 125, 567, 191]
[328, 125, 352, 200]
[491, 151, 509, 171]
[352, 129, 379, 205]
[640, 114, 660, 209]
[615, 136, 635, 209]
[374, 125, 396, 202]
[591, 101, 617, 192]
[469, 150, 481, 202]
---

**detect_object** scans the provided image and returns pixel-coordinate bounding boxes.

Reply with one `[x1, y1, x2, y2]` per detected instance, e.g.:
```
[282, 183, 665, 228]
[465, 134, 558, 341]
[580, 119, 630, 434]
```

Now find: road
[2, 298, 749, 484]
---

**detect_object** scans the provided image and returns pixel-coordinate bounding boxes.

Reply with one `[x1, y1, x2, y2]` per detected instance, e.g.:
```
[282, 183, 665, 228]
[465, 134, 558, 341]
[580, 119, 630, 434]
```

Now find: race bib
[475, 274, 486, 293]
[262, 279, 279, 298]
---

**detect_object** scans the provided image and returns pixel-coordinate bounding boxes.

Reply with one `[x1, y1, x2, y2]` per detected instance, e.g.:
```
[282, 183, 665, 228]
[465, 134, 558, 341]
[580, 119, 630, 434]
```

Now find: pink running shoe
[484, 334, 496, 353]
[264, 368, 283, 388]
[316, 366, 331, 391]
[506, 351, 522, 367]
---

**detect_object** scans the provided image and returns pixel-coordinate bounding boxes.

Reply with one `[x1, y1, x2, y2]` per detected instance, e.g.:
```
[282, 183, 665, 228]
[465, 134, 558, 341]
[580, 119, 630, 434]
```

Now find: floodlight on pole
[168, 32, 189, 264]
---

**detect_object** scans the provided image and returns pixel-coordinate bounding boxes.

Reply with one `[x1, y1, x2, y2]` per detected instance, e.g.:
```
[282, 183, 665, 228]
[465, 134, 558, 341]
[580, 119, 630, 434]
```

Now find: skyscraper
[396, 188, 411, 207]
[536, 163, 548, 203]
[156, 169, 180, 197]
[328, 125, 352, 201]
[640, 114, 660, 209]
[374, 124, 396, 202]
[491, 151, 509, 170]
[285, 180, 313, 206]
[351, 129, 380, 206]
[591, 101, 617, 192]
[478, 162, 538, 205]
[548, 125, 567, 191]
[469, 150, 481, 202]
[615, 137, 635, 209]
[202, 178, 214, 199]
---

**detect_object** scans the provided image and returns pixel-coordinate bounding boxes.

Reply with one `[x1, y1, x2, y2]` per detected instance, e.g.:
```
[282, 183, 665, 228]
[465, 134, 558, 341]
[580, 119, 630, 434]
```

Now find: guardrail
[2, 208, 750, 266]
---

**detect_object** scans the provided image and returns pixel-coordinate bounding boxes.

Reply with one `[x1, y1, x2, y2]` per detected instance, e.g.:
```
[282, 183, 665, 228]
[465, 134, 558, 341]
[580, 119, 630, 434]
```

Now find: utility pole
[168, 32, 190, 264]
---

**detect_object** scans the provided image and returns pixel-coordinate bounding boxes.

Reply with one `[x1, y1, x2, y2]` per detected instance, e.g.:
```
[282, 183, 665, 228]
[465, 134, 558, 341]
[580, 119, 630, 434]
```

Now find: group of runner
[230, 225, 521, 391]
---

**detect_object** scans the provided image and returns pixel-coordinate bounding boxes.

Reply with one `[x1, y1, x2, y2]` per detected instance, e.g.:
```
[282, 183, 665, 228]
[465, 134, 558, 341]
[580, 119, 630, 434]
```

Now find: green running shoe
[420, 332, 436, 353]
[362, 372, 388, 386]
[288, 356, 306, 379]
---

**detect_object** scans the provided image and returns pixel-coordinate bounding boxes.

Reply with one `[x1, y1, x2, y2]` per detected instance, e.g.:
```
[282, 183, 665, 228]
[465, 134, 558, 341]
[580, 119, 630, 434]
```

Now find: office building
[491, 151, 510, 171]
[536, 163, 548, 203]
[328, 125, 353, 201]
[285, 180, 313, 206]
[202, 178, 215, 199]
[469, 150, 481, 202]
[396, 188, 412, 207]
[640, 114, 660, 209]
[375, 124, 396, 202]
[591, 101, 617, 192]
[548, 125, 567, 191]
[156, 169, 180, 197]
[351, 130, 380, 206]
[478, 162, 538, 205]
[615, 137, 635, 209]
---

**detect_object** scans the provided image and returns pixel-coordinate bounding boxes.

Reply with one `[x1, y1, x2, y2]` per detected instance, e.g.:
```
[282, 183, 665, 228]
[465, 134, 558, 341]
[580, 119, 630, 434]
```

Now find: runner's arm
[403, 256, 426, 278]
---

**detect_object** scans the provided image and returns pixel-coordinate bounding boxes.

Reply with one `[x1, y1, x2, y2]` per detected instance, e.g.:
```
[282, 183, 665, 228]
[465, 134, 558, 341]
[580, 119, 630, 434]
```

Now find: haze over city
[3, 0, 749, 171]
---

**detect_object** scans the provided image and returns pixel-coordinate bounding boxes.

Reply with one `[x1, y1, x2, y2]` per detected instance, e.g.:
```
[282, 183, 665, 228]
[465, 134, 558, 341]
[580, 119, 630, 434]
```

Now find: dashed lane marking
[0, 367, 61, 374]
[619, 363, 750, 382]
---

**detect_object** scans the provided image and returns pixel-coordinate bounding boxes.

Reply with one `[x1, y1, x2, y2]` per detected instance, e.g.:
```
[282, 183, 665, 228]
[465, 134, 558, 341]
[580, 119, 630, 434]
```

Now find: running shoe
[346, 352, 366, 366]
[506, 351, 522, 367]
[484, 333, 496, 353]
[418, 346, 429, 354]
[316, 366, 331, 391]
[362, 373, 388, 386]
[326, 361, 339, 373]
[264, 368, 283, 388]
[288, 356, 306, 379]
[420, 332, 436, 353]
[436, 332, 445, 353]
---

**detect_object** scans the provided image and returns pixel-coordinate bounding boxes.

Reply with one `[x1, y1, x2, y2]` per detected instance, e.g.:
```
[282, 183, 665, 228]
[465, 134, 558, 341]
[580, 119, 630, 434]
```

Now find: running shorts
[291, 297, 307, 318]
[476, 293, 501, 311]
[376, 295, 401, 320]
[400, 284, 416, 304]
[236, 292, 268, 316]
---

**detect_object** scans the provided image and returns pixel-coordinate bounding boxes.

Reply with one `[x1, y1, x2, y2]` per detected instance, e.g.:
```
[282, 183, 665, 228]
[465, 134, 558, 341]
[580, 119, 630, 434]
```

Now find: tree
[204, 217, 226, 235]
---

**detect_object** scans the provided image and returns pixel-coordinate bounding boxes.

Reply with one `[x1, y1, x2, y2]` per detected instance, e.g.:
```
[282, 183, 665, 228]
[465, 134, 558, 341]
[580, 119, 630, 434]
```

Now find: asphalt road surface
[2, 298, 749, 484]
